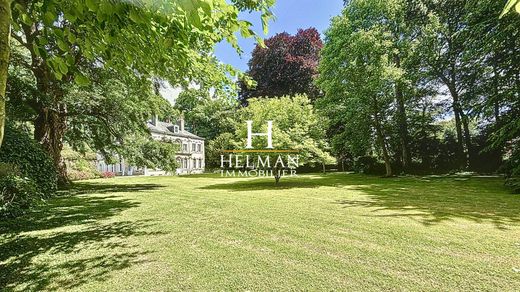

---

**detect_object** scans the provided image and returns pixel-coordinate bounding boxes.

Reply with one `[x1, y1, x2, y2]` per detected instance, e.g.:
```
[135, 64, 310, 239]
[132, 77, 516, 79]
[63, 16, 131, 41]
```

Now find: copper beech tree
[239, 28, 323, 104]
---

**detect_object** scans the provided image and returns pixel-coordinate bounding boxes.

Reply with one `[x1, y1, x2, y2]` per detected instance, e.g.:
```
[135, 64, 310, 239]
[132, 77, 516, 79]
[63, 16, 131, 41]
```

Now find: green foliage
[0, 124, 57, 196]
[5, 0, 275, 183]
[120, 136, 180, 173]
[175, 88, 237, 140]
[317, 0, 520, 177]
[0, 162, 20, 178]
[10, 0, 274, 86]
[353, 156, 386, 176]
[505, 177, 520, 194]
[232, 95, 334, 166]
[317, 0, 404, 176]
[64, 68, 176, 159]
[206, 132, 235, 169]
[63, 146, 101, 181]
[0, 174, 40, 218]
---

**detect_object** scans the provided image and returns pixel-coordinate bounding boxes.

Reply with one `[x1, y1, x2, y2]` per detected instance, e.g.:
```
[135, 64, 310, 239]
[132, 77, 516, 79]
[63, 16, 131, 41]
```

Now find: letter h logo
[246, 120, 273, 149]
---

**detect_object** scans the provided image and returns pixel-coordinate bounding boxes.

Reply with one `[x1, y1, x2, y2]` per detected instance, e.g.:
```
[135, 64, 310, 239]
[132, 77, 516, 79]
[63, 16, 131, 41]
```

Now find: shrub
[353, 156, 386, 175]
[64, 147, 101, 181]
[0, 162, 20, 177]
[102, 171, 116, 178]
[0, 124, 57, 197]
[0, 174, 40, 217]
[68, 169, 101, 181]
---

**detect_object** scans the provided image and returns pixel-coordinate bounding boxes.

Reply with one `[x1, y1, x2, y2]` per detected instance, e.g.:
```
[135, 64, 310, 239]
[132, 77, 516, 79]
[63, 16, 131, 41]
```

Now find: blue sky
[214, 0, 344, 72]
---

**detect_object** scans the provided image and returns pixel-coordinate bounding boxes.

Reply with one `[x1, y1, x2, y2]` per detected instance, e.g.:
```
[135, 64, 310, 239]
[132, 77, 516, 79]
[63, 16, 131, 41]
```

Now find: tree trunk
[0, 0, 11, 148]
[492, 57, 500, 124]
[395, 82, 411, 171]
[393, 54, 411, 172]
[373, 108, 393, 177]
[447, 85, 467, 169]
[273, 165, 282, 184]
[494, 101, 500, 124]
[274, 169, 280, 184]
[461, 112, 472, 168]
[34, 105, 69, 186]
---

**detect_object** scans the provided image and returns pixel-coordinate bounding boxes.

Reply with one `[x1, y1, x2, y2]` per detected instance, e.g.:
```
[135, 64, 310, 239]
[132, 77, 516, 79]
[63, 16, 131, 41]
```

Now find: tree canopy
[219, 94, 334, 182]
[317, 0, 519, 177]
[1, 0, 275, 183]
[239, 28, 323, 104]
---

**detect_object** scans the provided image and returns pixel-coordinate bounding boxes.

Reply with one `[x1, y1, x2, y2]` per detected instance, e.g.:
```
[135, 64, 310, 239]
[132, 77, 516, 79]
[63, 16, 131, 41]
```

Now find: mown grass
[1, 173, 519, 291]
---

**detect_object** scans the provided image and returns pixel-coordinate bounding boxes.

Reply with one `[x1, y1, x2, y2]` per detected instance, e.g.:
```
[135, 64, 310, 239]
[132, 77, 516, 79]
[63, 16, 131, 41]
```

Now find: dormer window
[173, 125, 179, 133]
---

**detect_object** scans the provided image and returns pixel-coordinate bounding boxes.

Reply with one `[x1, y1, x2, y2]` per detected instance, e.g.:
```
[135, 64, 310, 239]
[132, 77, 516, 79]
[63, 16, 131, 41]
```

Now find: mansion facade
[96, 117, 205, 176]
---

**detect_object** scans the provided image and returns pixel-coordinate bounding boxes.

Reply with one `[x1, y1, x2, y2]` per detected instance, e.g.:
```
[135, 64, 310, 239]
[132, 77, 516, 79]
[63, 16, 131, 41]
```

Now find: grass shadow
[201, 173, 520, 229]
[0, 181, 165, 290]
[60, 182, 164, 196]
[335, 176, 520, 229]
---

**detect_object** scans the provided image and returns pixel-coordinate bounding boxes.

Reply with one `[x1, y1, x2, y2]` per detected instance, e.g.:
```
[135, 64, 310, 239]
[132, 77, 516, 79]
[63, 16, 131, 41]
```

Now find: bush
[353, 156, 386, 175]
[102, 171, 116, 178]
[68, 169, 101, 181]
[0, 174, 40, 217]
[64, 147, 101, 181]
[0, 124, 57, 197]
[0, 162, 20, 177]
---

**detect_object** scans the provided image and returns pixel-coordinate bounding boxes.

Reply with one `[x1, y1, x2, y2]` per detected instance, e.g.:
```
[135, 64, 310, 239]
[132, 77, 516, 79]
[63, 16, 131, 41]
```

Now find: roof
[147, 121, 205, 140]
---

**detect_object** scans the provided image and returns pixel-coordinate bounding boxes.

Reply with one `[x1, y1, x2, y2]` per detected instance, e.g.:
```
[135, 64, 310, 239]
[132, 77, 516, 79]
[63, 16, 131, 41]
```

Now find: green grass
[1, 173, 519, 291]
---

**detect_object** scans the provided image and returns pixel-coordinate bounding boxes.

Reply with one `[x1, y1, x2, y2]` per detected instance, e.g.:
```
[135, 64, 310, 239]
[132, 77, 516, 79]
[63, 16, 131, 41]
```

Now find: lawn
[1, 173, 519, 291]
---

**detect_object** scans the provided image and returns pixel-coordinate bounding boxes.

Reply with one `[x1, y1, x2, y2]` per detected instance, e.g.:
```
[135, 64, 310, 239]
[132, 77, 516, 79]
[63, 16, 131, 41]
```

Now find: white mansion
[96, 117, 205, 176]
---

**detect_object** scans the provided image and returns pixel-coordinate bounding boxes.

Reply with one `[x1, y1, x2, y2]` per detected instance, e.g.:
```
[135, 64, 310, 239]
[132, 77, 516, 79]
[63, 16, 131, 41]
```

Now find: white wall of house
[149, 133, 205, 175]
[96, 119, 205, 176]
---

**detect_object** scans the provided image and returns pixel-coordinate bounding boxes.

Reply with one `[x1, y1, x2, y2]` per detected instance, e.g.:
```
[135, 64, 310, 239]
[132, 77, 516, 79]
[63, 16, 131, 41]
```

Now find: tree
[239, 28, 323, 103]
[174, 88, 237, 140]
[414, 0, 476, 169]
[225, 95, 334, 183]
[0, 0, 11, 148]
[322, 0, 520, 177]
[119, 135, 180, 173]
[8, 54, 181, 174]
[318, 0, 414, 177]
[3, 0, 274, 184]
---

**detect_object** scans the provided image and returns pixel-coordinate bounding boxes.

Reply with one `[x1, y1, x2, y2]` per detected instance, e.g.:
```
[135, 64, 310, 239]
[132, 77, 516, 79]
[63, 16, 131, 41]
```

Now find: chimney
[179, 116, 185, 132]
[152, 114, 158, 126]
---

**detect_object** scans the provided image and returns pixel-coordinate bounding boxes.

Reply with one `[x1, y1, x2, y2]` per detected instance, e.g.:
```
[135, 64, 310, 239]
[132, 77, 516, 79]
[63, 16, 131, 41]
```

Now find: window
[197, 144, 201, 152]
[183, 144, 187, 152]
[192, 143, 196, 152]
[173, 125, 179, 133]
[196, 159, 199, 169]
